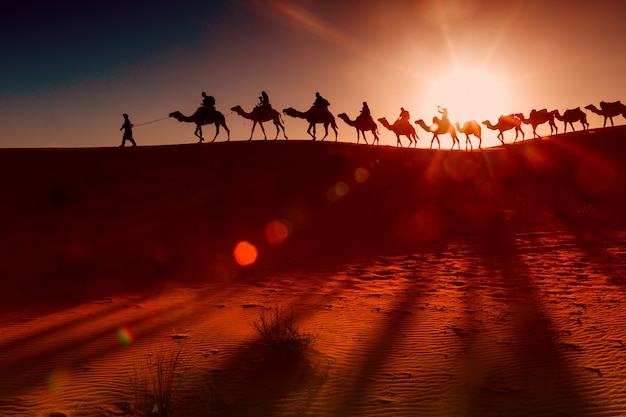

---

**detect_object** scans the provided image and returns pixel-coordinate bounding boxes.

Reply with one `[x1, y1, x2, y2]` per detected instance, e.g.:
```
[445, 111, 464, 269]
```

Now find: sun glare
[421, 66, 510, 126]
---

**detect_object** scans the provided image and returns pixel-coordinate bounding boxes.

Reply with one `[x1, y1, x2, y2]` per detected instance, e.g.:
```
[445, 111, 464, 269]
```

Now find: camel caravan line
[168, 95, 626, 150]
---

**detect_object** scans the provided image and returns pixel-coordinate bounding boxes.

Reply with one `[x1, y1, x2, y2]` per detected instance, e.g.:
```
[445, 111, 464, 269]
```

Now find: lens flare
[46, 368, 69, 393]
[354, 167, 370, 183]
[265, 220, 291, 244]
[327, 181, 350, 202]
[117, 325, 135, 345]
[234, 241, 258, 266]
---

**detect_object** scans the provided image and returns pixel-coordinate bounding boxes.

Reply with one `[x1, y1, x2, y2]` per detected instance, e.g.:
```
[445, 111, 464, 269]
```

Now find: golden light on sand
[422, 65, 510, 127]
[265, 220, 291, 244]
[234, 241, 258, 266]
[354, 167, 370, 183]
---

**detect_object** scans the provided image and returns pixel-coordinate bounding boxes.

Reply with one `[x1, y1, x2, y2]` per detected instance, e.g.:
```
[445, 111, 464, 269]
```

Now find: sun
[421, 65, 511, 126]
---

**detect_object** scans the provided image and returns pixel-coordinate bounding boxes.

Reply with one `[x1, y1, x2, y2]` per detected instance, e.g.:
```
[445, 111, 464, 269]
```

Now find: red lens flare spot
[234, 241, 258, 266]
[117, 325, 135, 345]
[354, 167, 370, 183]
[265, 220, 291, 244]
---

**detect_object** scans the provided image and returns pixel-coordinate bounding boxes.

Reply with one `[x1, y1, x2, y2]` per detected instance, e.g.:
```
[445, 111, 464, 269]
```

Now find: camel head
[169, 111, 184, 121]
[584, 104, 598, 112]
[230, 105, 244, 115]
[377, 117, 391, 128]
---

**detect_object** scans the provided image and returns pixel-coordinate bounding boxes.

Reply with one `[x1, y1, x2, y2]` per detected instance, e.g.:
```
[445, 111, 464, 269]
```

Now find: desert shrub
[131, 342, 187, 417]
[253, 305, 314, 359]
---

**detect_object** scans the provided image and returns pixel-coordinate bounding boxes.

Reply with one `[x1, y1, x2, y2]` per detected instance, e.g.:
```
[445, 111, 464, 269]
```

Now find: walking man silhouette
[120, 113, 137, 147]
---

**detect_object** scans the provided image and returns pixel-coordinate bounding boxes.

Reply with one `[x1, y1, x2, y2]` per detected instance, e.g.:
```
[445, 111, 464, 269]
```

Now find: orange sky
[1, 0, 625, 149]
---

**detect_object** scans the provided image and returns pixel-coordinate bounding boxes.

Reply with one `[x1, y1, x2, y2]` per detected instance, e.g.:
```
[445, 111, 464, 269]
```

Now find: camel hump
[600, 100, 622, 108]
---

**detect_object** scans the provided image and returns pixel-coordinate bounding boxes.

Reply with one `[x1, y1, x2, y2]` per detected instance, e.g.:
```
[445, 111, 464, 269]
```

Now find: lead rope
[133, 116, 171, 127]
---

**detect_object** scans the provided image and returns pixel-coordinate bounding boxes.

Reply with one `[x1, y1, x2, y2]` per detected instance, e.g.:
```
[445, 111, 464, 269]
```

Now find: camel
[482, 115, 524, 144]
[282, 106, 338, 141]
[415, 118, 460, 150]
[455, 120, 482, 150]
[377, 117, 418, 147]
[585, 101, 626, 127]
[337, 113, 379, 145]
[514, 109, 558, 138]
[230, 105, 288, 140]
[550, 108, 589, 132]
[169, 107, 230, 143]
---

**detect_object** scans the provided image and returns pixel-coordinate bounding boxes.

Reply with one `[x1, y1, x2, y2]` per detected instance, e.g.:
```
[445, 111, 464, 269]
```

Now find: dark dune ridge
[1, 128, 626, 416]
[1, 128, 626, 314]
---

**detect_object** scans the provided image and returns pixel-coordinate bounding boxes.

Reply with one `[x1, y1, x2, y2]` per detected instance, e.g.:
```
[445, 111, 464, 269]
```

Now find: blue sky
[2, 0, 626, 148]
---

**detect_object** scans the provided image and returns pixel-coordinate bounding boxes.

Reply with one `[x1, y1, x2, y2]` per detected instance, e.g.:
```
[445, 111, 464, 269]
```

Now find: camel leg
[212, 124, 220, 142]
[320, 124, 329, 142]
[272, 121, 280, 140]
[258, 122, 268, 140]
[452, 137, 459, 151]
[195, 125, 204, 143]
[307, 124, 316, 140]
[430, 135, 440, 150]
[222, 122, 231, 142]
[250, 121, 258, 140]
[332, 125, 338, 142]
[396, 135, 402, 147]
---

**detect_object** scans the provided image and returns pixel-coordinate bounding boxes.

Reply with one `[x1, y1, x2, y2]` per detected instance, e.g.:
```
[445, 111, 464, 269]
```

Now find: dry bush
[253, 305, 314, 359]
[131, 342, 188, 417]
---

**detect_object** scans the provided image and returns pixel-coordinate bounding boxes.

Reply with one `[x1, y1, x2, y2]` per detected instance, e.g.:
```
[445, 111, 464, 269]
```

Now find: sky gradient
[2, 0, 625, 149]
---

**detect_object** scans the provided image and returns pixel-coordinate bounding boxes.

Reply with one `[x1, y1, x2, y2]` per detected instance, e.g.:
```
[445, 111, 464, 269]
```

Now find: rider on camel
[201, 92, 216, 112]
[437, 105, 450, 128]
[255, 91, 273, 116]
[356, 101, 372, 123]
[257, 91, 271, 108]
[397, 107, 410, 124]
[313, 92, 330, 108]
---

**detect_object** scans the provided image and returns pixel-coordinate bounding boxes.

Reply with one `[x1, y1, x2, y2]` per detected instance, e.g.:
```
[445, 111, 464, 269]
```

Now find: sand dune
[1, 128, 626, 416]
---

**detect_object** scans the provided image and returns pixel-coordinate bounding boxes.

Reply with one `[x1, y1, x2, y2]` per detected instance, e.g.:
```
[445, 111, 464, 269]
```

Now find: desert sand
[1, 128, 626, 416]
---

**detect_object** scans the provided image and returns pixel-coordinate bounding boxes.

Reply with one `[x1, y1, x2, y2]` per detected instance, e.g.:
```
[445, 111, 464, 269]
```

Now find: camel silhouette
[514, 109, 557, 138]
[455, 120, 482, 150]
[482, 115, 524, 144]
[282, 106, 338, 141]
[585, 101, 626, 127]
[337, 113, 379, 145]
[377, 117, 418, 147]
[169, 107, 230, 142]
[550, 108, 589, 132]
[415, 118, 460, 150]
[230, 105, 288, 140]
